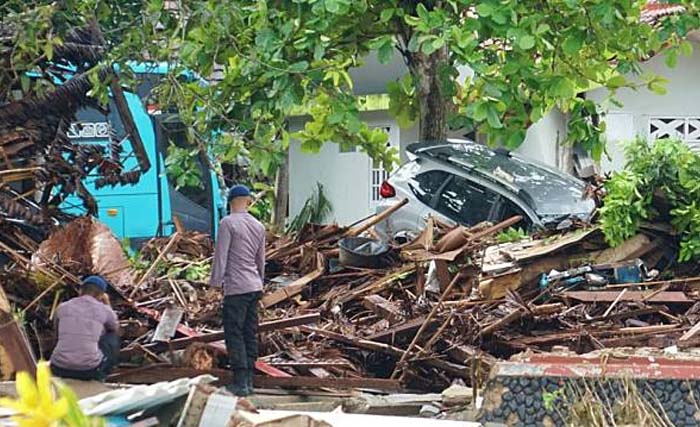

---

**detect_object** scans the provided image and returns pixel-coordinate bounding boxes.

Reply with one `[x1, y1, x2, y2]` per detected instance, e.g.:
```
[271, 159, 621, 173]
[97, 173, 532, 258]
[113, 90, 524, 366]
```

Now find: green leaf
[476, 3, 493, 17]
[649, 79, 668, 95]
[325, 0, 341, 13]
[289, 61, 309, 73]
[485, 104, 502, 129]
[380, 8, 395, 23]
[562, 35, 583, 56]
[552, 78, 576, 99]
[377, 39, 394, 64]
[535, 24, 550, 35]
[416, 3, 429, 20]
[606, 74, 627, 89]
[665, 50, 678, 68]
[681, 40, 694, 56]
[20, 75, 30, 93]
[518, 34, 535, 50]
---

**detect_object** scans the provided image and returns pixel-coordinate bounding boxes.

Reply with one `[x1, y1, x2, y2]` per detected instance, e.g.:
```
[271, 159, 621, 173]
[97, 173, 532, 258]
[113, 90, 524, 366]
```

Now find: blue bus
[61, 64, 225, 242]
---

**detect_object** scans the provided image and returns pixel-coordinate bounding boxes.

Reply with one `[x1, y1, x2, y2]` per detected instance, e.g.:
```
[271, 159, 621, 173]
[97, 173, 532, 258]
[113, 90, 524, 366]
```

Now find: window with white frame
[649, 117, 700, 151]
[370, 126, 394, 204]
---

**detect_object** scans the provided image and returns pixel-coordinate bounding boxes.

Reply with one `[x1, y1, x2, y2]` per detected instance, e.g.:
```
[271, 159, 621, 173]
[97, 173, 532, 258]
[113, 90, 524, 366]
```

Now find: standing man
[210, 184, 266, 396]
[51, 275, 120, 381]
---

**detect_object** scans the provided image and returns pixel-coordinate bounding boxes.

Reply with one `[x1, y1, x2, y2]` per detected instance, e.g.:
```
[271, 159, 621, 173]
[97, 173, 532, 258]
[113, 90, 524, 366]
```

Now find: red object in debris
[380, 181, 396, 198]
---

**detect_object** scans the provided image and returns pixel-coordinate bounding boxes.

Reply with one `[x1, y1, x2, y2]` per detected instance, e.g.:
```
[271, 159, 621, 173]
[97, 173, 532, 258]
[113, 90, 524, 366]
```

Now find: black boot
[227, 369, 250, 396]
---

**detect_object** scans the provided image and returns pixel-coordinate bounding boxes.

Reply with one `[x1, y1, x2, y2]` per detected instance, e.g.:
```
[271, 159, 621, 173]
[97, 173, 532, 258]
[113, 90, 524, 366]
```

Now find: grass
[560, 378, 674, 427]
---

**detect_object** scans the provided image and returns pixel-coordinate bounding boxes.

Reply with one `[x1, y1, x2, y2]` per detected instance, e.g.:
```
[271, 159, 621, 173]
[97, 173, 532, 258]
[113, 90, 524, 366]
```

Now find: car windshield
[424, 143, 595, 216]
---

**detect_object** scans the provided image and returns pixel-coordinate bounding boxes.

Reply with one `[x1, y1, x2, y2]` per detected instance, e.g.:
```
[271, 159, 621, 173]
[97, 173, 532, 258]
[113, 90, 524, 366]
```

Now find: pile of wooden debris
[3, 197, 700, 394]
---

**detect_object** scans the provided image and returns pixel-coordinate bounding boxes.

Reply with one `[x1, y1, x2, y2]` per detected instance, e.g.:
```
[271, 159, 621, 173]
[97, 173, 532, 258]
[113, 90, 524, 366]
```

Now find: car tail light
[380, 181, 396, 198]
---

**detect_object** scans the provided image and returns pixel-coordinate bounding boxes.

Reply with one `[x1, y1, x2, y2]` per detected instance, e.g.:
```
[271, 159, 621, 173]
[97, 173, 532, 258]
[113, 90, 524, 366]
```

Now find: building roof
[642, 1, 687, 24]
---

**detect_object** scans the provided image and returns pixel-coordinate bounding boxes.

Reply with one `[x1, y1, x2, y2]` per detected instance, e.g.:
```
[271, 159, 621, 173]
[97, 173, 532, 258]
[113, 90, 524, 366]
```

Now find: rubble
[2, 183, 700, 410]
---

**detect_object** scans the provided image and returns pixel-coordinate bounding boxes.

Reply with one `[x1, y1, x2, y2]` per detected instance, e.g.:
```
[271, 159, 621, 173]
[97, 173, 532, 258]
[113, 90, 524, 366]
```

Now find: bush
[600, 138, 700, 261]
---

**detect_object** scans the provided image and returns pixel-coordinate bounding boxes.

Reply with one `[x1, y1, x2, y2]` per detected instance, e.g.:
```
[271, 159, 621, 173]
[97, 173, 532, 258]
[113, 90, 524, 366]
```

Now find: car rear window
[408, 170, 448, 206]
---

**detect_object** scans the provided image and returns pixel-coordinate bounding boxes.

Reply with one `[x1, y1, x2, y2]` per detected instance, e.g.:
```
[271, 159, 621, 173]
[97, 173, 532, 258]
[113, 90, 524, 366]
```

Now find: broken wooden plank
[602, 288, 628, 318]
[363, 295, 401, 323]
[678, 321, 700, 343]
[563, 290, 693, 304]
[254, 376, 401, 391]
[110, 366, 401, 391]
[364, 316, 435, 343]
[589, 233, 651, 264]
[267, 361, 354, 369]
[391, 274, 460, 379]
[0, 313, 36, 379]
[506, 228, 599, 262]
[262, 253, 325, 308]
[402, 216, 523, 262]
[480, 308, 525, 337]
[121, 313, 321, 358]
[337, 264, 416, 305]
[346, 198, 409, 237]
[0, 284, 11, 314]
[130, 232, 181, 298]
[478, 269, 522, 300]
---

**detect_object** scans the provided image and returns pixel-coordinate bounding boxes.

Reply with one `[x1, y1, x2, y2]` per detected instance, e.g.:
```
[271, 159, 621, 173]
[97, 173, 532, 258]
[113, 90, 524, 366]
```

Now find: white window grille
[649, 117, 700, 151]
[370, 126, 395, 204]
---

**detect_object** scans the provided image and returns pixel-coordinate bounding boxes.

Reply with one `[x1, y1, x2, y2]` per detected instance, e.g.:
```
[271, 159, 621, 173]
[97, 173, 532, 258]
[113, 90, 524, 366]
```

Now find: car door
[433, 174, 499, 226]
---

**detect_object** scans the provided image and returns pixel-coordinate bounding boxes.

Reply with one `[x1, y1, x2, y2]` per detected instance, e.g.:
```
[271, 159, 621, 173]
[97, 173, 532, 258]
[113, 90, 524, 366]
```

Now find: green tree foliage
[600, 138, 700, 262]
[4, 1, 700, 177]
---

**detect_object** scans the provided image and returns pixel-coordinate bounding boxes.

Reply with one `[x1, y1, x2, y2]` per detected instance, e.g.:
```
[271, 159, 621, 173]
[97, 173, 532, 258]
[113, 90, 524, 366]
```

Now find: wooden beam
[365, 316, 434, 344]
[109, 366, 400, 391]
[0, 314, 36, 379]
[563, 290, 693, 304]
[262, 253, 325, 308]
[254, 376, 401, 391]
[121, 313, 321, 358]
[363, 295, 401, 323]
[346, 198, 409, 237]
[129, 232, 180, 298]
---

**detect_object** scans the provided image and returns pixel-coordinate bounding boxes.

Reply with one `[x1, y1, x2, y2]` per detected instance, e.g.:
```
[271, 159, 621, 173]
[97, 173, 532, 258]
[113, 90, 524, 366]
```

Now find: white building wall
[516, 109, 568, 169]
[289, 111, 402, 226]
[588, 43, 700, 172]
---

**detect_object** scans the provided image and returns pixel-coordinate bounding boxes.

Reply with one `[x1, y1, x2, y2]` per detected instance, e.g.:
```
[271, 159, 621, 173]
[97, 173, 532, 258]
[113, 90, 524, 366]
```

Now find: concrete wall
[289, 110, 410, 226]
[588, 44, 700, 172]
[516, 109, 569, 170]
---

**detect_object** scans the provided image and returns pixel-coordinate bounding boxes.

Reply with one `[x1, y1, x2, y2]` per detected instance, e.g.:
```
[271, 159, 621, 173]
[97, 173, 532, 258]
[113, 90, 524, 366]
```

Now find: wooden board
[563, 290, 693, 304]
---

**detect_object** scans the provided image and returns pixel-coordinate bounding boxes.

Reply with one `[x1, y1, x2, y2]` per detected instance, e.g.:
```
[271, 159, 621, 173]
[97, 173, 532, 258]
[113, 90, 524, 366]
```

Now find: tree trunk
[271, 147, 289, 232]
[408, 47, 450, 142]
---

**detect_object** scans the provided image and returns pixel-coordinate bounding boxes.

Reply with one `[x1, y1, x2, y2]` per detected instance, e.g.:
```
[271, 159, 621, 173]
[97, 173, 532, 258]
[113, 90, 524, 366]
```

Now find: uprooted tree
[3, 1, 700, 228]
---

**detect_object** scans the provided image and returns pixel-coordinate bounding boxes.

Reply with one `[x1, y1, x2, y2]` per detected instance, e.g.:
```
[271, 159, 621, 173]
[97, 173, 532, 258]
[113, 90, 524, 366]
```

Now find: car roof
[406, 140, 594, 216]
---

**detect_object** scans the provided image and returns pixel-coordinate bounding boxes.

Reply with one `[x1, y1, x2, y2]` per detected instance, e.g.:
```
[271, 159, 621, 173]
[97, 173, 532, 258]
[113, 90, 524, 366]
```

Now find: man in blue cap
[50, 275, 120, 381]
[210, 184, 266, 396]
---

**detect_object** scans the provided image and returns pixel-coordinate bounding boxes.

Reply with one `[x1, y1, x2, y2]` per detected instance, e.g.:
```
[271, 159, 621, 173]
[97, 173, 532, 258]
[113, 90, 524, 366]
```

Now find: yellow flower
[0, 361, 68, 427]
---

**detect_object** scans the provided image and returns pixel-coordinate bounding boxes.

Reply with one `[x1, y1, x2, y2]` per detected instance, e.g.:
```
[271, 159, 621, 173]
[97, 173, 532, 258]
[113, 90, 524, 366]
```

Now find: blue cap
[228, 184, 251, 201]
[82, 275, 108, 292]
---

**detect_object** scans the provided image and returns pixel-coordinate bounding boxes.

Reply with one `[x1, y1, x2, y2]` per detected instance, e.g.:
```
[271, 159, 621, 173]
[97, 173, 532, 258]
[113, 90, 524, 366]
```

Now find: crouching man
[210, 185, 266, 396]
[50, 275, 120, 381]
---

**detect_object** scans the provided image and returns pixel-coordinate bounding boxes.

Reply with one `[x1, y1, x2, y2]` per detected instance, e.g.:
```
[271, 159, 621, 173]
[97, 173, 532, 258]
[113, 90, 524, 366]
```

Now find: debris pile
[3, 194, 700, 395]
